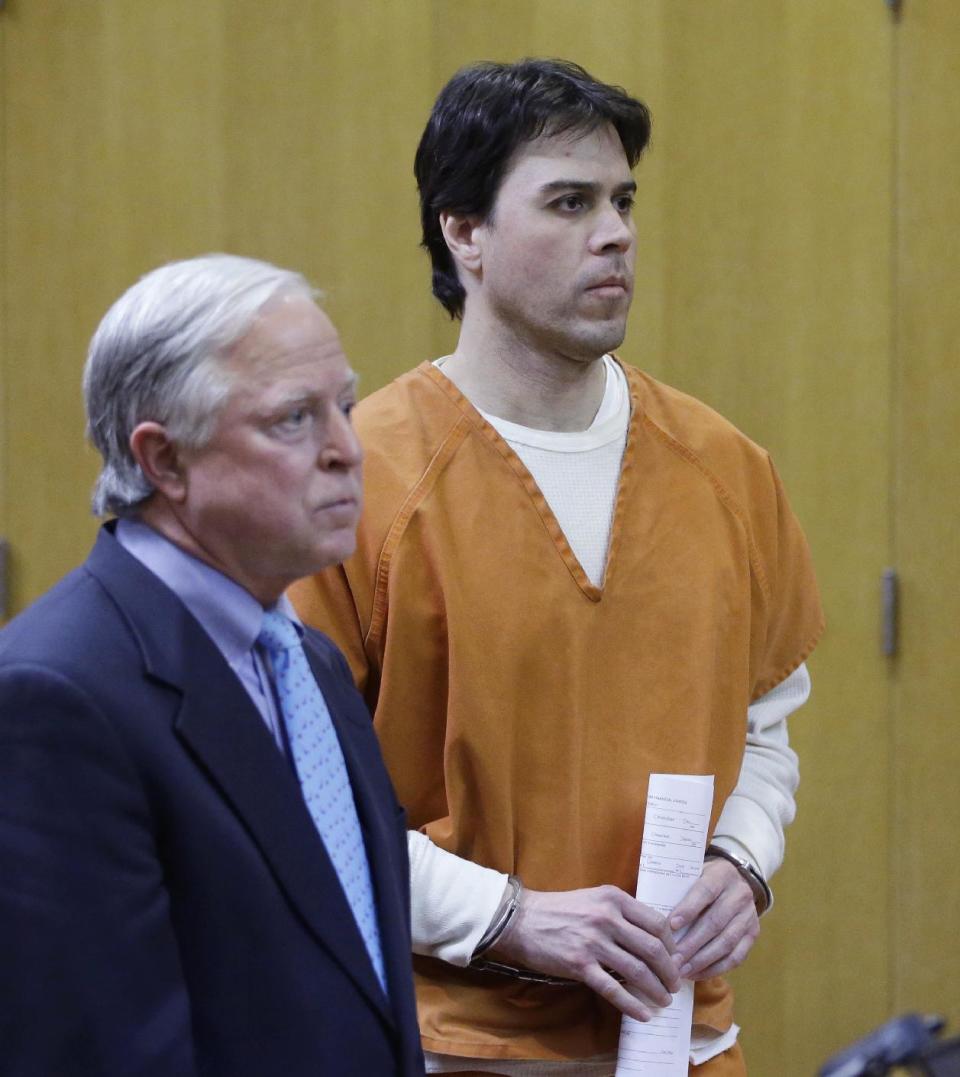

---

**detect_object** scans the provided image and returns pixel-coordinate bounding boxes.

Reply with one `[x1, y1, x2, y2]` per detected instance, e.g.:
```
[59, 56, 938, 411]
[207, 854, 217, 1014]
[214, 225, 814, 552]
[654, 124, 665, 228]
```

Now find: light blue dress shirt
[115, 517, 294, 751]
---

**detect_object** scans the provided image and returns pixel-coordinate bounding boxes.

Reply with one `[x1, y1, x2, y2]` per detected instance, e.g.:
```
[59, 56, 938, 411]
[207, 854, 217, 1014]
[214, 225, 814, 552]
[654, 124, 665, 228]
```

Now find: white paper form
[615, 773, 714, 1076]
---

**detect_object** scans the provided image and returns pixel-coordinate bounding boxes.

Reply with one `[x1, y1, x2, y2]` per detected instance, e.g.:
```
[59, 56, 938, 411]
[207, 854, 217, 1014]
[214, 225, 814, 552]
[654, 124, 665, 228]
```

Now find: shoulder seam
[365, 415, 472, 650]
[639, 412, 773, 605]
[750, 619, 826, 702]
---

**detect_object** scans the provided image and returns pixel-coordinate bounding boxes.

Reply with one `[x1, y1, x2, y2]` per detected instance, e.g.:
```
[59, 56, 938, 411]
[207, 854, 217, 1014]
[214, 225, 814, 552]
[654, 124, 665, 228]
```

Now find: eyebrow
[539, 178, 637, 196]
[265, 371, 359, 413]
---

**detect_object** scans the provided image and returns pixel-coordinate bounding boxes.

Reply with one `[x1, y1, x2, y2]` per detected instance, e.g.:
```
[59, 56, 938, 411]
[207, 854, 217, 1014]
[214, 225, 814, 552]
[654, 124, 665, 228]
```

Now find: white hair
[83, 253, 316, 517]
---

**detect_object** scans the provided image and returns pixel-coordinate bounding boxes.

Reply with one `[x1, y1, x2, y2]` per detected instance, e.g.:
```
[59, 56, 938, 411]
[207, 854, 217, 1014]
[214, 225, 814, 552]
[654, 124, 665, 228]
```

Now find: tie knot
[257, 609, 301, 655]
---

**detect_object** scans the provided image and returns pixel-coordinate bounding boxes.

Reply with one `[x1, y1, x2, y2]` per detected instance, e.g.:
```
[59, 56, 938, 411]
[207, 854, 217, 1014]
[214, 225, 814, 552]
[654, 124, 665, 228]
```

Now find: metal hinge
[881, 568, 899, 657]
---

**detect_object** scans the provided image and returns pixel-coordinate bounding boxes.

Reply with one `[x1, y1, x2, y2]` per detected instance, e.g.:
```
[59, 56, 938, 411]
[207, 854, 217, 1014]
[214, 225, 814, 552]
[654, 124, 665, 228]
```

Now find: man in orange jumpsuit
[292, 59, 823, 1076]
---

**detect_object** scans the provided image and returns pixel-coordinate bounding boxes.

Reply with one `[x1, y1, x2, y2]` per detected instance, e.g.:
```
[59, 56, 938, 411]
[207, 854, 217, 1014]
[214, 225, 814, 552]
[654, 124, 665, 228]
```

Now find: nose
[589, 204, 634, 255]
[318, 409, 363, 471]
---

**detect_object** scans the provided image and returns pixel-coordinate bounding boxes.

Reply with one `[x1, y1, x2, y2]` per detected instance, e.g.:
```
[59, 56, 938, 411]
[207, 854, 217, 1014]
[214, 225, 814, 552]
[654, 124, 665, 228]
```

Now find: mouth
[585, 277, 630, 297]
[315, 495, 359, 515]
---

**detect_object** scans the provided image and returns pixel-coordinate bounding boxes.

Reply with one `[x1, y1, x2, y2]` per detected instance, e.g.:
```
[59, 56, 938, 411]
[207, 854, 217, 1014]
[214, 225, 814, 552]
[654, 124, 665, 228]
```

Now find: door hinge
[881, 568, 899, 657]
[885, 0, 903, 20]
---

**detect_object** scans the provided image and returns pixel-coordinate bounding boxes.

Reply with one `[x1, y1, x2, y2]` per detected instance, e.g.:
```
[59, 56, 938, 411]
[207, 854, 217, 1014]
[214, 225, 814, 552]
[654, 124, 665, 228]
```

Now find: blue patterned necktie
[257, 609, 386, 993]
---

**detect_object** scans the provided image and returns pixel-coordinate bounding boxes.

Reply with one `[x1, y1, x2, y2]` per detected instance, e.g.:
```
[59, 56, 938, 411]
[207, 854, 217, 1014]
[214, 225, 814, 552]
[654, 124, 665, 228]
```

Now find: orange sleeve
[749, 457, 825, 701]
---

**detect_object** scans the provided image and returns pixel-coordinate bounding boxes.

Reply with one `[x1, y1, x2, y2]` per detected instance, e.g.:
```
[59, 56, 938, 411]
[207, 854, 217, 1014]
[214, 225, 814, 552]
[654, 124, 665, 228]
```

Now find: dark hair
[414, 58, 652, 318]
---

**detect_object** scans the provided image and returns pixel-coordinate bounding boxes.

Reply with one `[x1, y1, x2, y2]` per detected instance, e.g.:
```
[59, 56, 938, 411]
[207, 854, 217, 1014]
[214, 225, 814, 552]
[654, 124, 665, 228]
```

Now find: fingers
[576, 886, 681, 998]
[558, 887, 681, 1002]
[678, 904, 758, 978]
[486, 885, 682, 1014]
[582, 964, 657, 1023]
[670, 859, 746, 945]
[671, 862, 759, 979]
[483, 864, 763, 1019]
[668, 860, 730, 932]
[686, 922, 758, 980]
[611, 910, 682, 997]
[619, 892, 680, 956]
[599, 945, 677, 1009]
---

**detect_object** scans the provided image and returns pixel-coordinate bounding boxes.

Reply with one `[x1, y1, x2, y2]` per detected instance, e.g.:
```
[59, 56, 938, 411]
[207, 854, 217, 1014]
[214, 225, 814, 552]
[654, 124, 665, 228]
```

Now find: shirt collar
[115, 518, 300, 663]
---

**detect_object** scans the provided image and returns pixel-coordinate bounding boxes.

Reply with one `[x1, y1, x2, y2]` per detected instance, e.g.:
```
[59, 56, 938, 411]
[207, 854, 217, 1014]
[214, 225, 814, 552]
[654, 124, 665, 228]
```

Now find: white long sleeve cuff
[408, 829, 509, 965]
[711, 662, 811, 881]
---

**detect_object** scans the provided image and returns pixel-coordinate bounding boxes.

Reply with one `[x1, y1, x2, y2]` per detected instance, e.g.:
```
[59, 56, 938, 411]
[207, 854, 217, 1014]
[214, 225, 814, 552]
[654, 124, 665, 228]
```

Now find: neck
[440, 313, 607, 433]
[134, 501, 281, 607]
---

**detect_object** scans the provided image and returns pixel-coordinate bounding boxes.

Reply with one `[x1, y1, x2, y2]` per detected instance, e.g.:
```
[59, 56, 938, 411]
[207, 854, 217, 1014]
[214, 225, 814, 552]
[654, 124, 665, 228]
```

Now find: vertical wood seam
[887, 0, 903, 1022]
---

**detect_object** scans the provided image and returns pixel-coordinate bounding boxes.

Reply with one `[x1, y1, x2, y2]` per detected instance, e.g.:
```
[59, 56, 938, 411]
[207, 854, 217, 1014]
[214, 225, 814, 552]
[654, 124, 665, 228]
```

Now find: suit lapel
[85, 528, 393, 1026]
[173, 669, 393, 1025]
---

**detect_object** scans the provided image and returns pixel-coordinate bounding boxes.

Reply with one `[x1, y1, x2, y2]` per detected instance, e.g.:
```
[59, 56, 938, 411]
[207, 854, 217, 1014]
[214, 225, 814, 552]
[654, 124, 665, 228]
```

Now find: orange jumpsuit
[291, 360, 824, 1063]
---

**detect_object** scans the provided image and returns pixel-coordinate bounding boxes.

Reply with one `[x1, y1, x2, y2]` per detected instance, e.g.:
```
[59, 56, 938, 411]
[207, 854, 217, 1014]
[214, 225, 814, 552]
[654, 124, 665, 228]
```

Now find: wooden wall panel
[894, 2, 960, 1032]
[217, 0, 440, 389]
[1, 1, 228, 610]
[2, 2, 957, 1073]
[638, 7, 896, 1073]
[3, 2, 113, 610]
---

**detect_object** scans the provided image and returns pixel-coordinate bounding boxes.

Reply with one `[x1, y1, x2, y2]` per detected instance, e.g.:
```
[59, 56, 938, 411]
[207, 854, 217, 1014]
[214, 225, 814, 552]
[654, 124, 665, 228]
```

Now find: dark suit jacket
[0, 525, 424, 1076]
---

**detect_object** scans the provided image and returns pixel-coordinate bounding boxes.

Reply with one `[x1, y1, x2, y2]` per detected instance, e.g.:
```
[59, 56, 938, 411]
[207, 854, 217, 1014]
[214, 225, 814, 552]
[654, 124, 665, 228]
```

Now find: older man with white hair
[0, 255, 424, 1077]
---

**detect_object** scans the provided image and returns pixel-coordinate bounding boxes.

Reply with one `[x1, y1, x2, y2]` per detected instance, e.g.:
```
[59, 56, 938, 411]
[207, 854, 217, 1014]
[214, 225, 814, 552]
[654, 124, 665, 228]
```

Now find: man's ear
[439, 210, 484, 276]
[129, 422, 188, 502]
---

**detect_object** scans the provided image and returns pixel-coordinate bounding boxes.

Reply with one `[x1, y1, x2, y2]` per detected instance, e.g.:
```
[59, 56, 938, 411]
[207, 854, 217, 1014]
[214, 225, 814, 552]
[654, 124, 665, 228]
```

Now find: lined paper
[615, 774, 714, 1075]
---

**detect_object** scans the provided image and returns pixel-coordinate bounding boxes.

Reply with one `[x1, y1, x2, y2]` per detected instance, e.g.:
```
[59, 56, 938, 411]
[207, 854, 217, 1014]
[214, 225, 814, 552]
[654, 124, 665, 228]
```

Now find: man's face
[176, 294, 362, 604]
[473, 123, 637, 361]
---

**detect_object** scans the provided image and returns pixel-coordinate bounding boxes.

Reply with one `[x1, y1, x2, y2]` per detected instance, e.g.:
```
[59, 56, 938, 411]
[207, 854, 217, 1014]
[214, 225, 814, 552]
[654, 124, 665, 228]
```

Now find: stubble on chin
[573, 314, 629, 361]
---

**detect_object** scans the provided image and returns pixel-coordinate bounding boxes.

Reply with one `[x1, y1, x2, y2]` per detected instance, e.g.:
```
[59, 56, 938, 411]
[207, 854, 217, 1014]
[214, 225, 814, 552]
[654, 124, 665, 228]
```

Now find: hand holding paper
[615, 774, 714, 1076]
[670, 856, 759, 980]
[488, 884, 682, 1022]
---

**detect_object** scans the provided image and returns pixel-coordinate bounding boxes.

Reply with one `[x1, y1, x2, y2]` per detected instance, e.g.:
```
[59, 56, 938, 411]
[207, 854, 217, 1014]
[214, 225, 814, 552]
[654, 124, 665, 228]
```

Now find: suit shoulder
[0, 566, 129, 677]
[0, 567, 151, 750]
